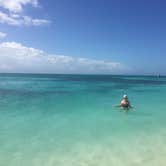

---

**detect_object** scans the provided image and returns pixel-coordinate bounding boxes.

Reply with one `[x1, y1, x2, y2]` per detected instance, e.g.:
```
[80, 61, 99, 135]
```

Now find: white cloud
[0, 31, 6, 38]
[22, 15, 50, 26]
[0, 11, 50, 26]
[0, 0, 50, 26]
[0, 0, 38, 13]
[0, 42, 128, 74]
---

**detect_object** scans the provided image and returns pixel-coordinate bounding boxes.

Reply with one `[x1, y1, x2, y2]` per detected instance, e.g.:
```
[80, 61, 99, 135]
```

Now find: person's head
[123, 94, 128, 100]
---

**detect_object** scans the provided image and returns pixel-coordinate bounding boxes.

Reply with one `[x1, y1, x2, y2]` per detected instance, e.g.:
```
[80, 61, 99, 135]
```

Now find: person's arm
[128, 101, 131, 107]
[128, 101, 134, 109]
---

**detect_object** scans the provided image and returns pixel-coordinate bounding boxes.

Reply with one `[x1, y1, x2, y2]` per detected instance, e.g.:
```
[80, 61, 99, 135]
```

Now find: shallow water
[0, 74, 166, 166]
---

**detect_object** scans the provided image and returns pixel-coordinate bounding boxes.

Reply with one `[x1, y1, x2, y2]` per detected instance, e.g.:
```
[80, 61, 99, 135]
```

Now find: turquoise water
[0, 74, 166, 166]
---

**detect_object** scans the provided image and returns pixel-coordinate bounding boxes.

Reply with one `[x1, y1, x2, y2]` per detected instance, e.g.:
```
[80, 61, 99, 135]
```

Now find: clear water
[0, 74, 166, 166]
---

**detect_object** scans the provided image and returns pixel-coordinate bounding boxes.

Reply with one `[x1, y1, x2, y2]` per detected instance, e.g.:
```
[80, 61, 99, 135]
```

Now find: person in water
[120, 94, 132, 110]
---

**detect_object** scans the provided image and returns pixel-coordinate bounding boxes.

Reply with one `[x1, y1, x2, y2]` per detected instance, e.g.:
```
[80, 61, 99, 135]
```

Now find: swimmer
[120, 94, 132, 110]
[114, 94, 133, 111]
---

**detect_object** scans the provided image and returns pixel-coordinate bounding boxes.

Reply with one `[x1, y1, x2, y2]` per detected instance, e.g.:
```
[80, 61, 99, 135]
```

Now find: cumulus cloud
[0, 0, 50, 26]
[0, 42, 128, 74]
[0, 0, 38, 13]
[0, 11, 50, 26]
[0, 31, 6, 38]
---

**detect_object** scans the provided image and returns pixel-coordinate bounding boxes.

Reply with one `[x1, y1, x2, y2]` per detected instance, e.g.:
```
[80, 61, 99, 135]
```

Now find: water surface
[0, 74, 166, 166]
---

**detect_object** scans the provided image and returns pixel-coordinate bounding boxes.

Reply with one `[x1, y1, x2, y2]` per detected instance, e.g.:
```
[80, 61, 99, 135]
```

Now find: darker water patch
[0, 88, 72, 98]
[1, 74, 166, 86]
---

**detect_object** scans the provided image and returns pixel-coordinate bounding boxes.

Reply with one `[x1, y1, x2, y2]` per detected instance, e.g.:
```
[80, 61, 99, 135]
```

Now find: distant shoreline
[0, 73, 165, 77]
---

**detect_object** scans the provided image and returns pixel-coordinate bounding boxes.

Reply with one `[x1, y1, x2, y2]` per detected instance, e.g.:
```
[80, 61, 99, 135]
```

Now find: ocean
[0, 74, 166, 166]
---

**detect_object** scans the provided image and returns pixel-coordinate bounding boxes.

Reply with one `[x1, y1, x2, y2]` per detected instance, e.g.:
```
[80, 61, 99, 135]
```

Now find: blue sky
[0, 0, 166, 74]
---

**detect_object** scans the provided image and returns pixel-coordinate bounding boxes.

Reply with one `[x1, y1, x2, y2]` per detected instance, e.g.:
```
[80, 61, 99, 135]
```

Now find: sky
[0, 0, 166, 75]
